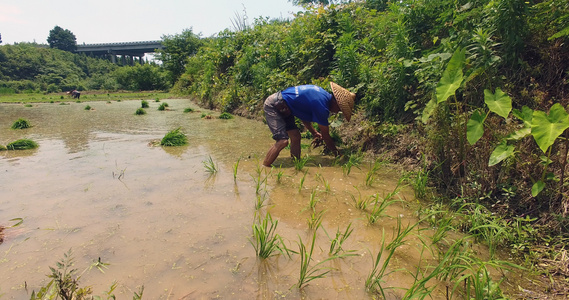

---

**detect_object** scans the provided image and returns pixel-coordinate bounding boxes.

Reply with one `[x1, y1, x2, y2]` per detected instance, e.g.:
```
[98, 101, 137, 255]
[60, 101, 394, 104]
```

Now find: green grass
[7, 139, 38, 150]
[0, 92, 175, 104]
[160, 128, 188, 146]
[219, 112, 234, 119]
[11, 118, 32, 129]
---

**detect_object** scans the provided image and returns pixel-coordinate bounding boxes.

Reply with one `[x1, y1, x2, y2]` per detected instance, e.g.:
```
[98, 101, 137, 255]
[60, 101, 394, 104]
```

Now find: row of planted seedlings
[241, 152, 523, 299]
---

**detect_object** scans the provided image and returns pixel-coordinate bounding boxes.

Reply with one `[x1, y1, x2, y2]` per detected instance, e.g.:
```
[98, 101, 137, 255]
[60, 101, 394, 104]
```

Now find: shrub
[160, 128, 188, 146]
[7, 139, 39, 150]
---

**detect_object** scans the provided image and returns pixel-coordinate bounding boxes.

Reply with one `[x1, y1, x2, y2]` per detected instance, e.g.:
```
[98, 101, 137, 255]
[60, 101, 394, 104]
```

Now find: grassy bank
[0, 91, 178, 104]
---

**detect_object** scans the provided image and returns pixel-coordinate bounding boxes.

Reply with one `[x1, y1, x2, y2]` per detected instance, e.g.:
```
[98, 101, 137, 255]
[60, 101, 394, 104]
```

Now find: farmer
[71, 90, 81, 99]
[263, 82, 356, 167]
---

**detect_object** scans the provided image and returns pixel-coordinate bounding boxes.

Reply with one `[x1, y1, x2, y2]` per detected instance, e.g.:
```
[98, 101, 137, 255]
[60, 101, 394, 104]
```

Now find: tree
[47, 26, 77, 52]
[157, 28, 203, 84]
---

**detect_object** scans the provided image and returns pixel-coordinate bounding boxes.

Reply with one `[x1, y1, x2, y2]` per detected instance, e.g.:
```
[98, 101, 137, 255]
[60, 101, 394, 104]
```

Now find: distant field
[0, 91, 180, 103]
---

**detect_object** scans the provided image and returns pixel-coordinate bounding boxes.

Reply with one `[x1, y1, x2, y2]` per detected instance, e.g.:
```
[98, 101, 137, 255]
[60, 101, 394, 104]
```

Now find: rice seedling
[219, 112, 234, 119]
[274, 165, 284, 183]
[155, 97, 160, 102]
[252, 164, 269, 194]
[366, 193, 401, 225]
[0, 145, 7, 151]
[325, 222, 356, 256]
[299, 170, 308, 193]
[295, 227, 337, 289]
[315, 173, 331, 192]
[203, 155, 218, 174]
[250, 213, 292, 259]
[158, 103, 168, 111]
[308, 190, 319, 212]
[7, 139, 38, 150]
[307, 210, 325, 230]
[255, 194, 268, 210]
[134, 108, 146, 115]
[342, 152, 363, 176]
[160, 128, 188, 146]
[11, 118, 31, 129]
[350, 186, 369, 210]
[233, 156, 241, 181]
[141, 100, 149, 108]
[365, 218, 416, 296]
[184, 107, 194, 113]
[293, 155, 310, 171]
[84, 105, 91, 110]
[364, 157, 387, 186]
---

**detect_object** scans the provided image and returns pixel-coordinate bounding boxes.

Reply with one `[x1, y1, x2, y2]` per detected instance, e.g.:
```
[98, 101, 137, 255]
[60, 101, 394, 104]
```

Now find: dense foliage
[0, 43, 169, 93]
[173, 0, 569, 232]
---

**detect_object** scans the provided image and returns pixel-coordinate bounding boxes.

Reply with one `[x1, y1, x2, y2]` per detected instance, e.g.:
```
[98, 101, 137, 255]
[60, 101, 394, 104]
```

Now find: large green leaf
[512, 106, 533, 127]
[421, 97, 437, 124]
[467, 110, 487, 145]
[436, 48, 465, 103]
[488, 143, 515, 166]
[531, 180, 545, 197]
[484, 88, 512, 119]
[531, 103, 569, 153]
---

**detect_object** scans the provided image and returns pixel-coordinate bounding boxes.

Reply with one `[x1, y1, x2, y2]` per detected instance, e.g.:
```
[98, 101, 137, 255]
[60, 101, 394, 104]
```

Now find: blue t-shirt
[281, 85, 332, 126]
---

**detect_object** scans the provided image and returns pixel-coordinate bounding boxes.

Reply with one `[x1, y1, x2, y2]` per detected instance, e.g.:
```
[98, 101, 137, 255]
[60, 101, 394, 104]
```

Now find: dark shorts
[264, 92, 297, 141]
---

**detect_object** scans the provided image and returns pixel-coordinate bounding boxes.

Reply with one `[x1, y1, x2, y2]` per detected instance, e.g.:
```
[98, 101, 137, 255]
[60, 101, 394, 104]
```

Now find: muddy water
[0, 99, 517, 299]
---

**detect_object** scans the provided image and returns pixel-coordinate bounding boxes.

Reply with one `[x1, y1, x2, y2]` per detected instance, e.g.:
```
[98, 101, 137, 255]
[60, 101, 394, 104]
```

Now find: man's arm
[301, 120, 321, 139]
[317, 124, 340, 156]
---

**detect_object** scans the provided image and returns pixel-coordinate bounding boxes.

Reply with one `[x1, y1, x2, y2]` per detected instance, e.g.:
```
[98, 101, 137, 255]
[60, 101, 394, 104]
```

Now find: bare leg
[288, 129, 301, 160]
[263, 139, 289, 167]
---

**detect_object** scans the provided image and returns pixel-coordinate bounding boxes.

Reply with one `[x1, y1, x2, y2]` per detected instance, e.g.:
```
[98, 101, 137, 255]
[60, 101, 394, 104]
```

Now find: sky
[0, 0, 301, 45]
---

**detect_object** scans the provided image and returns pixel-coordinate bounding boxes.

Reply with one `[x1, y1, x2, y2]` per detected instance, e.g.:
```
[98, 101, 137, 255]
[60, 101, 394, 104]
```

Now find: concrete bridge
[76, 41, 163, 64]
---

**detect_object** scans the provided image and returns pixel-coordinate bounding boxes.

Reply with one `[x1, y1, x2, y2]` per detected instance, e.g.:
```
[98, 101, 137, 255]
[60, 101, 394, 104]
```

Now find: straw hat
[330, 82, 356, 122]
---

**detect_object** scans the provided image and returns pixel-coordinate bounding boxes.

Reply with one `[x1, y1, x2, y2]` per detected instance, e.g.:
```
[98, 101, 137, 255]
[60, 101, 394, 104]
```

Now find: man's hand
[311, 136, 324, 148]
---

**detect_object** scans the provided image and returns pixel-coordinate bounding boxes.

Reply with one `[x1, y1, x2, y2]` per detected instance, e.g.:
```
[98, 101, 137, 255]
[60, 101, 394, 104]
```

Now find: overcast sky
[0, 0, 301, 45]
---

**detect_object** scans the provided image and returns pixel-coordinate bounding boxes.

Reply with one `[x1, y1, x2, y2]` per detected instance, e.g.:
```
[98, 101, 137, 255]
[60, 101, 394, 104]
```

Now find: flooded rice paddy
[1, 99, 527, 299]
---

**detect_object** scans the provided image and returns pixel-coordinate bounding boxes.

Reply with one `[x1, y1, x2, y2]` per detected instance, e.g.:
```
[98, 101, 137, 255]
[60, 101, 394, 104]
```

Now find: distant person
[263, 82, 355, 167]
[69, 90, 80, 99]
